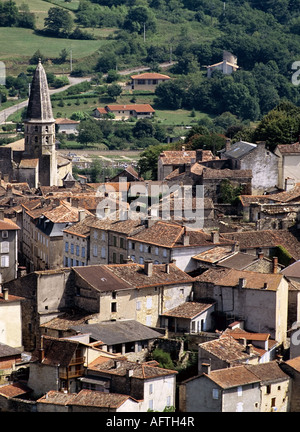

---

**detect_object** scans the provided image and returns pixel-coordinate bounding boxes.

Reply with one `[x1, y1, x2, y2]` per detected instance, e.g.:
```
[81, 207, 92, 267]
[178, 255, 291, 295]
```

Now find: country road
[0, 61, 176, 125]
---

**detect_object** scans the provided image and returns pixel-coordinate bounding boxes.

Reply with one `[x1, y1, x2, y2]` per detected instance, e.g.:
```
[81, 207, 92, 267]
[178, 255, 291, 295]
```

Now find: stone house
[70, 320, 163, 361]
[160, 301, 216, 334]
[72, 262, 194, 328]
[206, 51, 239, 78]
[109, 165, 143, 183]
[55, 118, 79, 135]
[130, 72, 170, 91]
[0, 210, 19, 283]
[280, 356, 300, 412]
[83, 356, 177, 412]
[0, 343, 23, 385]
[179, 361, 290, 412]
[275, 141, 300, 190]
[88, 217, 144, 265]
[239, 184, 300, 229]
[221, 141, 278, 194]
[37, 389, 140, 413]
[0, 288, 23, 350]
[27, 335, 113, 398]
[62, 215, 95, 267]
[194, 267, 289, 344]
[4, 268, 72, 351]
[93, 104, 155, 120]
[128, 221, 235, 272]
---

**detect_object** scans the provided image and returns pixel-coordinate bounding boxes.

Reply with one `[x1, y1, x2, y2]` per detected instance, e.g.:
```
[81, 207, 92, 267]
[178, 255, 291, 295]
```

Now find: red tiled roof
[276, 142, 300, 154]
[0, 218, 20, 231]
[56, 118, 79, 124]
[106, 104, 155, 113]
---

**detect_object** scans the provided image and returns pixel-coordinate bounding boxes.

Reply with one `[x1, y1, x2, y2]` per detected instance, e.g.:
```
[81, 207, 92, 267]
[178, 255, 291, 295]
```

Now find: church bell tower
[24, 59, 57, 186]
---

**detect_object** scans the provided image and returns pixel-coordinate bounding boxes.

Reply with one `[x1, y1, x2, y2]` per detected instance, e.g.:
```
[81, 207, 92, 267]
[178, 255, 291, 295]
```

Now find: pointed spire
[25, 60, 54, 123]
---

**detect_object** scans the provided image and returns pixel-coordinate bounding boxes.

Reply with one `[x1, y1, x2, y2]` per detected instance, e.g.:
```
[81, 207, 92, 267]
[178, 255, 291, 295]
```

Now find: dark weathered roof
[245, 362, 289, 384]
[41, 337, 79, 367]
[25, 60, 54, 123]
[70, 389, 137, 408]
[71, 320, 162, 345]
[223, 141, 257, 159]
[0, 342, 22, 358]
[74, 263, 193, 292]
[204, 365, 260, 389]
[162, 302, 215, 319]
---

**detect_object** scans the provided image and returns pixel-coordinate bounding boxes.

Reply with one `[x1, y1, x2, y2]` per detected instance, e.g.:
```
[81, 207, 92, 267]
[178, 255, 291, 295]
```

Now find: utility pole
[143, 23, 146, 42]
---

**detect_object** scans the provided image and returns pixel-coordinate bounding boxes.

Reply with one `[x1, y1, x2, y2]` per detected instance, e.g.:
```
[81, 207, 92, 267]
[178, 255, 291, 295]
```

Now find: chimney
[245, 344, 253, 355]
[272, 256, 278, 274]
[211, 231, 219, 244]
[196, 149, 203, 162]
[232, 241, 239, 252]
[238, 278, 246, 290]
[238, 337, 247, 347]
[225, 138, 231, 152]
[262, 282, 268, 289]
[183, 233, 190, 246]
[165, 263, 170, 274]
[257, 249, 264, 260]
[39, 348, 45, 363]
[285, 177, 295, 191]
[144, 260, 153, 277]
[199, 362, 211, 375]
[181, 145, 185, 152]
[78, 209, 86, 222]
[3, 288, 8, 301]
[0, 208, 4, 221]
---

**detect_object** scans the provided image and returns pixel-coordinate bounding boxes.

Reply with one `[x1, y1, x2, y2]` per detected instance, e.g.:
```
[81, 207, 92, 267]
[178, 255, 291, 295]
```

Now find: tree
[107, 83, 122, 101]
[123, 5, 157, 34]
[44, 7, 73, 36]
[138, 143, 166, 180]
[77, 119, 103, 146]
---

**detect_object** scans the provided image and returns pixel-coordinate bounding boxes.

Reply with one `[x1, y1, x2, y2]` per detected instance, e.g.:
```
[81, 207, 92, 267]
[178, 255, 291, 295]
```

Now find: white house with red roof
[93, 104, 155, 120]
[130, 72, 170, 91]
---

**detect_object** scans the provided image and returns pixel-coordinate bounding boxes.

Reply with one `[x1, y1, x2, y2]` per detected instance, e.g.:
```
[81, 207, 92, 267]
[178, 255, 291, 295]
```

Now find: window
[146, 297, 152, 309]
[212, 389, 219, 400]
[163, 249, 167, 257]
[70, 243, 74, 254]
[111, 302, 117, 313]
[120, 254, 124, 263]
[2, 231, 8, 239]
[1, 255, 9, 267]
[113, 236, 117, 247]
[237, 386, 243, 397]
[81, 247, 85, 258]
[101, 232, 105, 241]
[1, 241, 9, 253]
[131, 242, 135, 250]
[136, 301, 141, 311]
[266, 385, 271, 394]
[76, 245, 80, 256]
[146, 315, 152, 326]
[93, 245, 98, 257]
[120, 238, 125, 249]
[148, 399, 153, 410]
[93, 230, 98, 239]
[149, 384, 153, 395]
[101, 247, 106, 259]
[139, 244, 143, 252]
[166, 396, 171, 407]
[131, 255, 135, 262]
[139, 257, 144, 264]
[113, 252, 117, 263]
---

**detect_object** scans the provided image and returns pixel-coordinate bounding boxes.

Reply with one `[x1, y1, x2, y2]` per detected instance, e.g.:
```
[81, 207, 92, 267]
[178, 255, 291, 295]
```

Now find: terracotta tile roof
[200, 333, 261, 364]
[0, 383, 32, 398]
[223, 229, 300, 261]
[227, 328, 270, 342]
[74, 263, 193, 292]
[0, 292, 24, 303]
[284, 356, 300, 372]
[88, 358, 177, 379]
[39, 336, 79, 367]
[129, 221, 184, 247]
[40, 309, 97, 330]
[71, 389, 138, 408]
[63, 214, 95, 237]
[245, 362, 289, 384]
[19, 158, 39, 169]
[131, 72, 170, 80]
[0, 218, 20, 230]
[162, 301, 215, 319]
[55, 117, 79, 124]
[37, 390, 75, 405]
[105, 104, 155, 113]
[42, 201, 93, 224]
[95, 107, 107, 114]
[276, 142, 300, 154]
[202, 167, 252, 179]
[205, 365, 260, 389]
[240, 185, 300, 205]
[192, 247, 234, 263]
[195, 267, 283, 291]
[88, 217, 143, 235]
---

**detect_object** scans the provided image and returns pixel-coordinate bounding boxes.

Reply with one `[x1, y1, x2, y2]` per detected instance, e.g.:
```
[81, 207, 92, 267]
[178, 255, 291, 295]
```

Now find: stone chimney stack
[144, 260, 153, 277]
[211, 231, 219, 244]
[272, 256, 278, 274]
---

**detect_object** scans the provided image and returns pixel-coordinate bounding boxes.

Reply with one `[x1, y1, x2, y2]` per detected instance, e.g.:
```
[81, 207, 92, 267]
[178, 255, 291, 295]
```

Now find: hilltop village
[1, 61, 300, 414]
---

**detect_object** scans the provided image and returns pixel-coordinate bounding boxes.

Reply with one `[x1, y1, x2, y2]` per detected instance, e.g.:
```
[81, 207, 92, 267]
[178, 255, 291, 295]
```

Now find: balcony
[59, 368, 85, 379]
